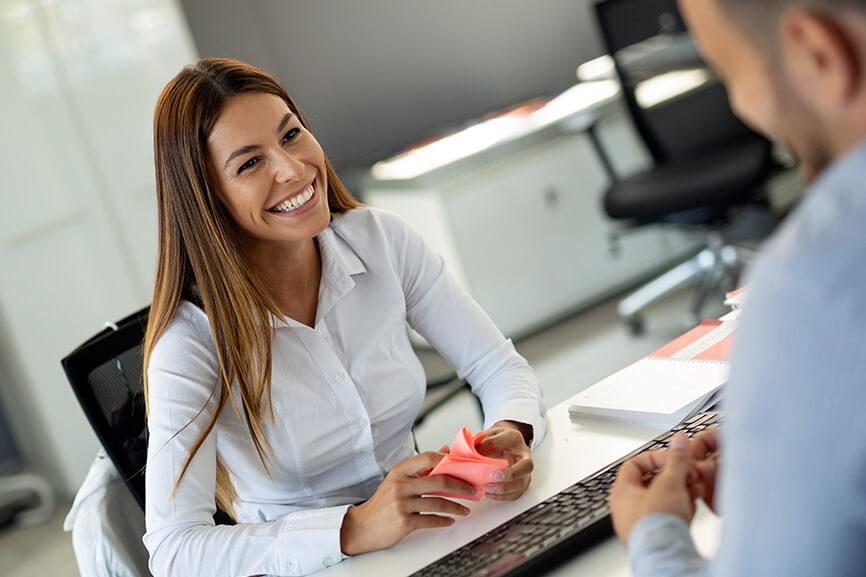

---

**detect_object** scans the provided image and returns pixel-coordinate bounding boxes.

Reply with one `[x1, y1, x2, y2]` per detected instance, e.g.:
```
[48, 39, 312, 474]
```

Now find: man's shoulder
[747, 175, 866, 325]
[730, 180, 866, 410]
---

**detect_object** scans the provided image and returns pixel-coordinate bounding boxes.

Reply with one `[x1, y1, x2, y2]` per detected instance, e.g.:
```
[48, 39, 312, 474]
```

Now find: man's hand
[340, 451, 476, 556]
[609, 435, 703, 543]
[690, 429, 721, 514]
[476, 421, 534, 501]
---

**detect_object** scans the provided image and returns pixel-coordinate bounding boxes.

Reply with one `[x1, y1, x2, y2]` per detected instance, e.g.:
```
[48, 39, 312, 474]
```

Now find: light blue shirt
[628, 140, 866, 577]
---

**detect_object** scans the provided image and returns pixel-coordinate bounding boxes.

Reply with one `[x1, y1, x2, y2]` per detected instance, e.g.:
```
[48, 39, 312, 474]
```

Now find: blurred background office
[0, 1, 802, 575]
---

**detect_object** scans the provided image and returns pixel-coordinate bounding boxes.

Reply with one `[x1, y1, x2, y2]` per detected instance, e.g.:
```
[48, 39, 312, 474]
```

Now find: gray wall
[179, 0, 604, 169]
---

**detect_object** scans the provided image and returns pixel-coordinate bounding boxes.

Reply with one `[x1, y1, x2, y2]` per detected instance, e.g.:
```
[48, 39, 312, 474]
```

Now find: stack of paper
[568, 321, 734, 429]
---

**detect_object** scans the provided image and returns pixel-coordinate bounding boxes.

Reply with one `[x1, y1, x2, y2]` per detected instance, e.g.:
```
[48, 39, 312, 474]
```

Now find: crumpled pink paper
[424, 427, 508, 502]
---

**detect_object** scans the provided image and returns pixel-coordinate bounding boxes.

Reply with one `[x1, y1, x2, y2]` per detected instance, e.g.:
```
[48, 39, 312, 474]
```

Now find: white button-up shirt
[143, 207, 547, 577]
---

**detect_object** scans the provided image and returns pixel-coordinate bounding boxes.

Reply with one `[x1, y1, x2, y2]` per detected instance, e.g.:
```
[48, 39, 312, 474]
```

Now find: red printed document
[650, 320, 734, 362]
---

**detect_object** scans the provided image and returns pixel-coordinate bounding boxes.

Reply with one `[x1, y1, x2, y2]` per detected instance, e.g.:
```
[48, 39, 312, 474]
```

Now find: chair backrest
[62, 307, 150, 509]
[62, 307, 233, 525]
[593, 0, 765, 164]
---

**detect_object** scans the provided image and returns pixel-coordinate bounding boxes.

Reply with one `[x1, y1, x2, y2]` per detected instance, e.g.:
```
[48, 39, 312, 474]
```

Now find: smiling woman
[141, 58, 547, 577]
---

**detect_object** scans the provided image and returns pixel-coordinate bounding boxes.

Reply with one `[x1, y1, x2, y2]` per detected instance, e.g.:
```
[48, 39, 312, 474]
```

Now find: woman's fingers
[397, 451, 447, 476]
[499, 453, 534, 481]
[409, 513, 457, 530]
[485, 453, 533, 497]
[477, 428, 524, 456]
[409, 474, 477, 498]
[484, 477, 530, 498]
[484, 488, 528, 501]
[407, 497, 471, 517]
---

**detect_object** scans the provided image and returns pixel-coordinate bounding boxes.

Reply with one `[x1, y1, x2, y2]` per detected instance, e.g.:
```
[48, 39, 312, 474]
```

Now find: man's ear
[781, 10, 861, 109]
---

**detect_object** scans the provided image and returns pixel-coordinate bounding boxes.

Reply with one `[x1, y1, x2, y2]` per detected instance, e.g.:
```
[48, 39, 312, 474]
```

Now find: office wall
[179, 0, 605, 169]
[0, 0, 604, 498]
[0, 0, 197, 497]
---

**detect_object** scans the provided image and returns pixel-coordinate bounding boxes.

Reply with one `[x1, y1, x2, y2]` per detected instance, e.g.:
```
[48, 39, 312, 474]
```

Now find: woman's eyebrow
[223, 113, 296, 170]
[275, 112, 294, 135]
[224, 144, 260, 169]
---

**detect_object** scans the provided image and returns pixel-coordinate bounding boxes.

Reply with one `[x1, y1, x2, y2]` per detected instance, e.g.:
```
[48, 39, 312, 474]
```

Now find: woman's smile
[267, 177, 319, 217]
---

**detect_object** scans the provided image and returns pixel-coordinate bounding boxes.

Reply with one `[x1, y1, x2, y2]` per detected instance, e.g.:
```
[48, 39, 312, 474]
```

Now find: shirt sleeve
[378, 210, 547, 448]
[143, 306, 350, 577]
[628, 514, 707, 577]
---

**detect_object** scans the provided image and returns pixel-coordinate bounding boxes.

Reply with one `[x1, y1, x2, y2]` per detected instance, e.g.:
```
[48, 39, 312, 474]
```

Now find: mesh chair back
[594, 0, 765, 164]
[62, 308, 150, 509]
[62, 307, 233, 525]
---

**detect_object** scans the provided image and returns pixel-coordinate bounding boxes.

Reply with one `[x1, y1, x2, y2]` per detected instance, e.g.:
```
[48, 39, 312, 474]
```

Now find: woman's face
[207, 92, 331, 245]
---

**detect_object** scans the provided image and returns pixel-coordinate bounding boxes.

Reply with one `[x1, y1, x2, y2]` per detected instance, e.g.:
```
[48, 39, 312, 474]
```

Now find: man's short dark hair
[717, 0, 866, 18]
[716, 0, 866, 44]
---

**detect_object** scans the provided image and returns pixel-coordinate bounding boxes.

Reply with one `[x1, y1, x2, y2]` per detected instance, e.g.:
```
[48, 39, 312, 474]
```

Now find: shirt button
[354, 418, 368, 431]
[322, 555, 337, 567]
[335, 371, 346, 381]
[317, 325, 326, 335]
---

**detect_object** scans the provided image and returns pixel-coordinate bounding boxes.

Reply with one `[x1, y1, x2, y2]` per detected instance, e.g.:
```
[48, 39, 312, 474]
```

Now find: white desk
[320, 397, 722, 577]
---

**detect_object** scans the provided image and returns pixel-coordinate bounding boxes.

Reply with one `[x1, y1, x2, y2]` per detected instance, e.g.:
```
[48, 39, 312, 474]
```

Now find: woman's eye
[238, 157, 260, 174]
[282, 127, 301, 144]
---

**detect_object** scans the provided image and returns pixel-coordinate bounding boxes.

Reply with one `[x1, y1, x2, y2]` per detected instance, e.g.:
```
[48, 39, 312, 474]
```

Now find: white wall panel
[0, 0, 196, 497]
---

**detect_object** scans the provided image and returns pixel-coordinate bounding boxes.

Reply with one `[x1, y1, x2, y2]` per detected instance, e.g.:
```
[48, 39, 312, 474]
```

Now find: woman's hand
[476, 421, 534, 501]
[339, 451, 477, 556]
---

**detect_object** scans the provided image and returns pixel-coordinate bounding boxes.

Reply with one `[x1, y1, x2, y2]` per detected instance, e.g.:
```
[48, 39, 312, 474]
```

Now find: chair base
[617, 232, 752, 335]
[0, 472, 55, 528]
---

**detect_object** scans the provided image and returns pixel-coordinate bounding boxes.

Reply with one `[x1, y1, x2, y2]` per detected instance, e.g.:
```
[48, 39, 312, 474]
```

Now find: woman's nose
[273, 150, 305, 183]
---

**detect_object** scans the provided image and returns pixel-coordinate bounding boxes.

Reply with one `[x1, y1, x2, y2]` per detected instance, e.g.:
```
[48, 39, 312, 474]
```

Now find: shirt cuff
[276, 504, 352, 575]
[485, 401, 548, 450]
[628, 513, 706, 577]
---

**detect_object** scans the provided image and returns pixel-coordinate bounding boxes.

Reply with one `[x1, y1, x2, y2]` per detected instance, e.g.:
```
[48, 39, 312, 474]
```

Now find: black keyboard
[412, 411, 721, 577]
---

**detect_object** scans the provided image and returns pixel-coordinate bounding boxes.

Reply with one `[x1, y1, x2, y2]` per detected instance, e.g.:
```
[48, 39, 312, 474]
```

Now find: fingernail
[492, 470, 506, 482]
[671, 435, 689, 451]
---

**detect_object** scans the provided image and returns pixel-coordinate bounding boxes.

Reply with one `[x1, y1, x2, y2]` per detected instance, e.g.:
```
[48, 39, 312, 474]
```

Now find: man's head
[679, 0, 866, 181]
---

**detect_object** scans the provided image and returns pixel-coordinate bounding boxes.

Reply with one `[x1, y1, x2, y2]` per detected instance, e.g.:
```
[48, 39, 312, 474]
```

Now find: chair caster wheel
[625, 315, 646, 336]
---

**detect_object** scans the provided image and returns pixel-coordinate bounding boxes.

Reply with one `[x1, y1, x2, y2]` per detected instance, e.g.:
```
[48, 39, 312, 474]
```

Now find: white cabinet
[365, 111, 696, 338]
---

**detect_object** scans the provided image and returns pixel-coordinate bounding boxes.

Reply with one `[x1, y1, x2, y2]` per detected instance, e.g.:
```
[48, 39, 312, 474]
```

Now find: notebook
[568, 321, 734, 429]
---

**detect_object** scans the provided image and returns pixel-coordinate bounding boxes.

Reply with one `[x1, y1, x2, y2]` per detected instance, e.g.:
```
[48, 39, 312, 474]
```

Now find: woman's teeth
[270, 183, 315, 213]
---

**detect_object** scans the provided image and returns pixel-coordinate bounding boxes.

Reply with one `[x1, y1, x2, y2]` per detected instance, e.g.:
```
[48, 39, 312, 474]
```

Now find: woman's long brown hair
[144, 58, 361, 518]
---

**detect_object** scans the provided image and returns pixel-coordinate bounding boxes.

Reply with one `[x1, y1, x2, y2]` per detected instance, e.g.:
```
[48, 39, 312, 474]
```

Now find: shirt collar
[809, 137, 866, 201]
[270, 216, 367, 329]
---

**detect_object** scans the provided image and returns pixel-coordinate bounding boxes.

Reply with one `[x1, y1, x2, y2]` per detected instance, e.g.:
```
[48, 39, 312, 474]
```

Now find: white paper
[567, 357, 728, 417]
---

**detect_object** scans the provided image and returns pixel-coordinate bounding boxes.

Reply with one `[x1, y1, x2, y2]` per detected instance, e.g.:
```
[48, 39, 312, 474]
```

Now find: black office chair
[61, 306, 235, 526]
[62, 306, 480, 518]
[591, 0, 780, 333]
